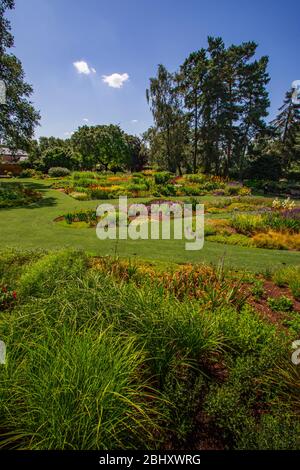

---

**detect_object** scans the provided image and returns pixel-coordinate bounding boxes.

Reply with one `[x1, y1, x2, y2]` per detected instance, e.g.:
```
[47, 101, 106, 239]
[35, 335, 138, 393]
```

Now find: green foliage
[63, 209, 97, 225]
[283, 312, 300, 336]
[0, 326, 161, 449]
[182, 185, 203, 196]
[207, 233, 253, 247]
[19, 168, 37, 178]
[154, 171, 171, 185]
[18, 250, 88, 299]
[0, 182, 42, 208]
[231, 214, 264, 235]
[41, 147, 80, 172]
[0, 251, 299, 449]
[71, 125, 129, 171]
[290, 278, 300, 300]
[148, 38, 269, 176]
[267, 295, 293, 312]
[275, 267, 300, 299]
[69, 191, 89, 201]
[72, 171, 98, 181]
[48, 167, 70, 177]
[0, 249, 44, 284]
[159, 183, 176, 196]
[0, 1, 40, 149]
[251, 279, 265, 299]
[244, 154, 283, 181]
[264, 211, 300, 233]
[210, 304, 281, 355]
[185, 174, 205, 184]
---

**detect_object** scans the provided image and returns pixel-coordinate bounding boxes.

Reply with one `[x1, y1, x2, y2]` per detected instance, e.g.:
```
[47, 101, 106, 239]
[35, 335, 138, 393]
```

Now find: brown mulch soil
[246, 279, 300, 327]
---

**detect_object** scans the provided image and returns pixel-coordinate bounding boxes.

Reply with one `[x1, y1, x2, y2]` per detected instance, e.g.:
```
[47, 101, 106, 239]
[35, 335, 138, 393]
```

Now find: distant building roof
[0, 147, 28, 157]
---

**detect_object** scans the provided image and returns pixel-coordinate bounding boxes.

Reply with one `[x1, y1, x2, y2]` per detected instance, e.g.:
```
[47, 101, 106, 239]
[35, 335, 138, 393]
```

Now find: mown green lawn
[1, 178, 300, 271]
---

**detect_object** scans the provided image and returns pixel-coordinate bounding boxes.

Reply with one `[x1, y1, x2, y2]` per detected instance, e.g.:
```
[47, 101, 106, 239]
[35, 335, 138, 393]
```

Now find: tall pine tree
[271, 89, 300, 170]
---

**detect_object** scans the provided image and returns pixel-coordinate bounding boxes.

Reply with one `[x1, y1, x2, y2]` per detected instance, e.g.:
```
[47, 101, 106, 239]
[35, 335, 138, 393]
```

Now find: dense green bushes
[48, 167, 70, 177]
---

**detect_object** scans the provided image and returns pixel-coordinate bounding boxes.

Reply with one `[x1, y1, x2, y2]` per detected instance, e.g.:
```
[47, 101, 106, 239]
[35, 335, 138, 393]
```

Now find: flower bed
[51, 171, 251, 200]
[206, 198, 300, 251]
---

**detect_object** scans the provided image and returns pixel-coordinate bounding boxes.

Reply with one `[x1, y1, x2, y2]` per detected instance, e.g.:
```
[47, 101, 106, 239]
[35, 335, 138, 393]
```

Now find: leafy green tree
[27, 137, 70, 169]
[177, 48, 208, 173]
[146, 64, 188, 173]
[142, 127, 165, 169]
[125, 134, 148, 171]
[38, 136, 68, 153]
[0, 0, 40, 149]
[71, 125, 129, 171]
[41, 146, 81, 172]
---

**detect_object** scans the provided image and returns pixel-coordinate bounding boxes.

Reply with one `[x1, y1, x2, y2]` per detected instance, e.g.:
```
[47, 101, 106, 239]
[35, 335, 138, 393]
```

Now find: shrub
[267, 295, 293, 312]
[72, 171, 98, 181]
[89, 188, 111, 199]
[48, 167, 70, 177]
[185, 174, 205, 184]
[159, 184, 176, 197]
[225, 185, 241, 196]
[19, 168, 36, 178]
[273, 266, 300, 288]
[290, 278, 300, 300]
[201, 181, 221, 191]
[126, 183, 149, 192]
[181, 185, 203, 196]
[244, 154, 283, 181]
[69, 191, 89, 201]
[154, 172, 171, 185]
[63, 209, 97, 225]
[207, 233, 253, 247]
[263, 211, 300, 233]
[272, 266, 300, 300]
[231, 214, 264, 235]
[238, 187, 252, 196]
[252, 231, 300, 250]
[283, 312, 300, 335]
[251, 279, 265, 299]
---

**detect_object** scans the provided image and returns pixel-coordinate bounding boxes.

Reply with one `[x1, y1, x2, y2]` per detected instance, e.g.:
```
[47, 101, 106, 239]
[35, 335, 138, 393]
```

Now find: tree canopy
[0, 0, 40, 149]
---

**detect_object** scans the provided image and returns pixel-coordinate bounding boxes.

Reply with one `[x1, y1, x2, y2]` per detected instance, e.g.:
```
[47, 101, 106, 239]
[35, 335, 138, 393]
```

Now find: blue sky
[8, 0, 300, 139]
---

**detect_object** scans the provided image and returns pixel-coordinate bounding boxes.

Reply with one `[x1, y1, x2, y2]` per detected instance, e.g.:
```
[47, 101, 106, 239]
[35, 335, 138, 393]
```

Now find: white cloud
[64, 131, 74, 137]
[131, 119, 138, 123]
[102, 73, 129, 88]
[73, 61, 95, 75]
[83, 118, 89, 123]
